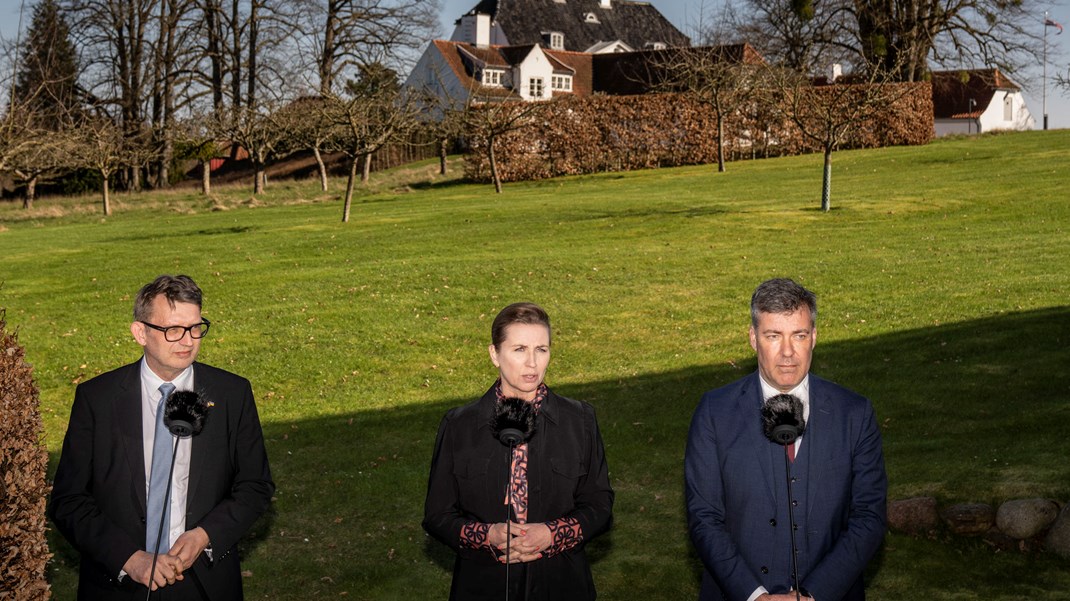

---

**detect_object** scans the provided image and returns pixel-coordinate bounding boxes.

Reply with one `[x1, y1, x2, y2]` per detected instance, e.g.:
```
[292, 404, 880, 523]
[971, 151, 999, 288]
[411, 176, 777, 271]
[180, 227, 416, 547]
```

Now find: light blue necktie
[146, 382, 176, 553]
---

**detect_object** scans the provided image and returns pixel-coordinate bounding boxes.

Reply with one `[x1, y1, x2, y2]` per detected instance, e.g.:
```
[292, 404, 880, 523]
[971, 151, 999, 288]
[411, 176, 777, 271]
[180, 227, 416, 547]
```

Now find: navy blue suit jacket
[684, 372, 886, 601]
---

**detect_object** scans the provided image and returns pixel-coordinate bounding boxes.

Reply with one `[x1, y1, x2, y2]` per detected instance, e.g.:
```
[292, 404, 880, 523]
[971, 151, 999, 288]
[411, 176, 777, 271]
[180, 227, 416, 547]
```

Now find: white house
[404, 40, 591, 106]
[932, 69, 1035, 136]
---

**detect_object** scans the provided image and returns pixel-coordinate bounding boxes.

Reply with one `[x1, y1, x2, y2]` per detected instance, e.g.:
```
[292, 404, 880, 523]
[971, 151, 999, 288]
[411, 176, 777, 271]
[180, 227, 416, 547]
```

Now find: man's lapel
[187, 362, 210, 513]
[805, 377, 833, 517]
[117, 362, 148, 513]
[738, 374, 779, 506]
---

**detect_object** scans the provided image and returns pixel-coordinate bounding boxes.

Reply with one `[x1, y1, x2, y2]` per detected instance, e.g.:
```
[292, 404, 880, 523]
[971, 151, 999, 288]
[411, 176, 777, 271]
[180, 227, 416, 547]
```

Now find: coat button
[760, 566, 769, 574]
[769, 519, 776, 526]
[792, 500, 799, 507]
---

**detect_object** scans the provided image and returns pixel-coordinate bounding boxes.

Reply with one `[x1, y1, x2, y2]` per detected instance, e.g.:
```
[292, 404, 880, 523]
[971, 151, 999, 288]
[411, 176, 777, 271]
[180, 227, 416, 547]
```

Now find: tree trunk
[489, 137, 502, 194]
[23, 176, 37, 209]
[821, 146, 832, 212]
[254, 161, 265, 194]
[158, 137, 172, 188]
[439, 138, 448, 175]
[314, 145, 328, 191]
[101, 173, 112, 216]
[246, 0, 259, 107]
[201, 159, 212, 195]
[716, 113, 726, 173]
[342, 155, 358, 222]
[361, 152, 372, 184]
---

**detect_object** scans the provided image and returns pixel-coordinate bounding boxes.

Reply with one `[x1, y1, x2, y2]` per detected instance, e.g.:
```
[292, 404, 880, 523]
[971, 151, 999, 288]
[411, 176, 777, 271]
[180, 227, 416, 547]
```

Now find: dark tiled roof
[462, 0, 689, 52]
[592, 44, 765, 95]
[930, 69, 1020, 119]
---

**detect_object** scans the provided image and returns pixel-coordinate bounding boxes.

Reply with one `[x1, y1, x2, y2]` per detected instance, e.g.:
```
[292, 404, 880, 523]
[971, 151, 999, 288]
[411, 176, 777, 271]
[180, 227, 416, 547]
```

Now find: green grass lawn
[2, 131, 1069, 600]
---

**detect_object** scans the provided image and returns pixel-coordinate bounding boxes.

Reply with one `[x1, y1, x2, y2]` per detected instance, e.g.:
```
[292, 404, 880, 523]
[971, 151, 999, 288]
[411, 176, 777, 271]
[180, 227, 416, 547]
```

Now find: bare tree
[173, 112, 219, 194]
[427, 101, 465, 176]
[148, 0, 201, 187]
[67, 114, 152, 215]
[464, 80, 549, 194]
[738, 0, 1045, 82]
[655, 45, 767, 172]
[64, 0, 156, 190]
[768, 64, 913, 212]
[326, 63, 420, 222]
[854, 0, 1044, 82]
[212, 100, 292, 194]
[276, 96, 343, 192]
[9, 126, 70, 209]
[296, 0, 440, 97]
[734, 0, 855, 74]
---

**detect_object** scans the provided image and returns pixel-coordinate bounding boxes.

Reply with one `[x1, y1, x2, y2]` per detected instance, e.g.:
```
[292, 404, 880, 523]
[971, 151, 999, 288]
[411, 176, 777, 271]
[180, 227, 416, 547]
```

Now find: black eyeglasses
[140, 318, 211, 342]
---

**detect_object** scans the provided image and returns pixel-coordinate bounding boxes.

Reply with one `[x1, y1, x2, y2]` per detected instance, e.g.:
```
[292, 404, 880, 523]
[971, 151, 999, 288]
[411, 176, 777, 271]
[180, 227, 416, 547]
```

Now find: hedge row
[464, 83, 934, 183]
[0, 311, 51, 600]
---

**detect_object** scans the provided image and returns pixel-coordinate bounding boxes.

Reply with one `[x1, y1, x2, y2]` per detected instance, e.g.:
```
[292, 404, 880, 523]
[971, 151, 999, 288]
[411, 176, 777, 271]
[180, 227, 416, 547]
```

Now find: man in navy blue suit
[685, 278, 886, 601]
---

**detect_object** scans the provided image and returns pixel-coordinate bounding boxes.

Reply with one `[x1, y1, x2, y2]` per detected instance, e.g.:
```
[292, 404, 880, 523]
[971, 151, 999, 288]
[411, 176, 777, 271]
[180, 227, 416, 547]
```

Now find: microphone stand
[503, 439, 517, 601]
[782, 442, 801, 601]
[146, 435, 180, 601]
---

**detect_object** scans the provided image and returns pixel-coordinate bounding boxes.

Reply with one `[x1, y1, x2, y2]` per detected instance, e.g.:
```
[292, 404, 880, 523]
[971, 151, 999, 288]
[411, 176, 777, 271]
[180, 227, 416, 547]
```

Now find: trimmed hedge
[0, 310, 52, 600]
[465, 83, 934, 182]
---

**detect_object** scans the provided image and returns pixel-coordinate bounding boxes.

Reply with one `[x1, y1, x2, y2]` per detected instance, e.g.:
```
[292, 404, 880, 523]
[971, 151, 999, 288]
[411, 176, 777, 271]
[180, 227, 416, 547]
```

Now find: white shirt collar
[758, 373, 810, 422]
[140, 358, 194, 403]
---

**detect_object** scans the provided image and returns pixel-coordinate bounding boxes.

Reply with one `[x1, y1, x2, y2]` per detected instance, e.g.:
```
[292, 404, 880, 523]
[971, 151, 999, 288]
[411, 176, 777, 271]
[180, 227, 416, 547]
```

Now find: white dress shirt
[140, 359, 194, 550]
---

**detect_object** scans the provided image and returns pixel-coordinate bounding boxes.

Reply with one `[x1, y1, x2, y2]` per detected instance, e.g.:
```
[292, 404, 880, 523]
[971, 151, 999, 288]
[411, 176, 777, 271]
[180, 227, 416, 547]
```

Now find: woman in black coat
[423, 302, 614, 601]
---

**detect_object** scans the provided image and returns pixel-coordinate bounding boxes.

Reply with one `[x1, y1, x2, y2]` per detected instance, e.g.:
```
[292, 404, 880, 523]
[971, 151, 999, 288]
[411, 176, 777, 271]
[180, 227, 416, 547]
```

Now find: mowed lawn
[2, 130, 1068, 600]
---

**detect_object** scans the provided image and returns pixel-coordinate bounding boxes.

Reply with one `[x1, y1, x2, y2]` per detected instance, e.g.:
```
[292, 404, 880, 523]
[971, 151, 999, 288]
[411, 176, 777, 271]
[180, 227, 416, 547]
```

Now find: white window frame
[551, 75, 573, 91]
[483, 69, 504, 86]
[529, 77, 545, 98]
[550, 32, 565, 50]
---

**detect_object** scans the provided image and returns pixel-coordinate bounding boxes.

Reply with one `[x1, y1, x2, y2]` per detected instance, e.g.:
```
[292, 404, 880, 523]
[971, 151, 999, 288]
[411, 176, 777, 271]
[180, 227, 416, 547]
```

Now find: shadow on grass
[45, 307, 1070, 600]
[408, 177, 475, 191]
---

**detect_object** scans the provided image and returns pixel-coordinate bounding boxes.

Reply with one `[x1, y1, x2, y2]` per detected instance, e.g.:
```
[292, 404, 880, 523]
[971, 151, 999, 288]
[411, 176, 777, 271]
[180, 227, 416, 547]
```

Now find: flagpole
[1044, 12, 1049, 130]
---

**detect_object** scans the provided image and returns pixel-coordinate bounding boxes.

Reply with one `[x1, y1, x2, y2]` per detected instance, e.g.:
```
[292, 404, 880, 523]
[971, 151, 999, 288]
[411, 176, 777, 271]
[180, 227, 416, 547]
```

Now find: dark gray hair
[750, 278, 817, 327]
[491, 302, 551, 349]
[133, 275, 202, 321]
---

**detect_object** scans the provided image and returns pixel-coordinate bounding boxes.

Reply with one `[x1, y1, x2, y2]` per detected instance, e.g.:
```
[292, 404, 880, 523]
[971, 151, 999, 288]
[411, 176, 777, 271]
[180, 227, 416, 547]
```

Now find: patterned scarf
[494, 380, 547, 523]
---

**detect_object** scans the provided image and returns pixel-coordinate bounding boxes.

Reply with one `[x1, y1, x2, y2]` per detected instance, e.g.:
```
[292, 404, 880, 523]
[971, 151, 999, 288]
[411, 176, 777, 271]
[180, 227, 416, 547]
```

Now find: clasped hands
[123, 527, 210, 591]
[488, 521, 552, 564]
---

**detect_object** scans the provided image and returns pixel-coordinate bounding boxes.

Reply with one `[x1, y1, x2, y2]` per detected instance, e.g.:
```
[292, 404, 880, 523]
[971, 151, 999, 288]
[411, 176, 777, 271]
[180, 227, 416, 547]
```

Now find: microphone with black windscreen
[761, 393, 807, 601]
[490, 397, 537, 601]
[146, 390, 210, 600]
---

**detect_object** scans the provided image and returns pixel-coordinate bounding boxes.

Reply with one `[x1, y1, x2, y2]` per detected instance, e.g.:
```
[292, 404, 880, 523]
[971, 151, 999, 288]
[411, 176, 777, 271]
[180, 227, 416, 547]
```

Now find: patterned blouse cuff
[459, 521, 493, 550]
[541, 516, 583, 557]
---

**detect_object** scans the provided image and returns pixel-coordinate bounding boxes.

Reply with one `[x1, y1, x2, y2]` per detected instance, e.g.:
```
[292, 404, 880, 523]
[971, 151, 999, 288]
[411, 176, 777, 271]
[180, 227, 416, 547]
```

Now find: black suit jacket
[50, 360, 275, 601]
[423, 386, 614, 601]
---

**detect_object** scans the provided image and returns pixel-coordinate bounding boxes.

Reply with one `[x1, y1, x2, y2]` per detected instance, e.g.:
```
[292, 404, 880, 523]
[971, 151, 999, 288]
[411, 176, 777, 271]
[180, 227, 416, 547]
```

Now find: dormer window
[543, 31, 565, 50]
[599, 0, 612, 7]
[584, 12, 600, 23]
[645, 42, 667, 50]
[482, 69, 504, 86]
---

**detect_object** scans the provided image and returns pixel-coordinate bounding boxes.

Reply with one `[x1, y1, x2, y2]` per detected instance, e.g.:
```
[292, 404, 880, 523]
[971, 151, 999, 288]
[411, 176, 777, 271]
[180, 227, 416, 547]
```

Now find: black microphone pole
[503, 438, 517, 601]
[146, 435, 180, 601]
[782, 444, 801, 601]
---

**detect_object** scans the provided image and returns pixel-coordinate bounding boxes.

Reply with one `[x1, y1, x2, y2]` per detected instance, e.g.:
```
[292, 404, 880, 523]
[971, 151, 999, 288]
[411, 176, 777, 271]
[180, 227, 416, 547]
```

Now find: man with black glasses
[51, 274, 274, 600]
